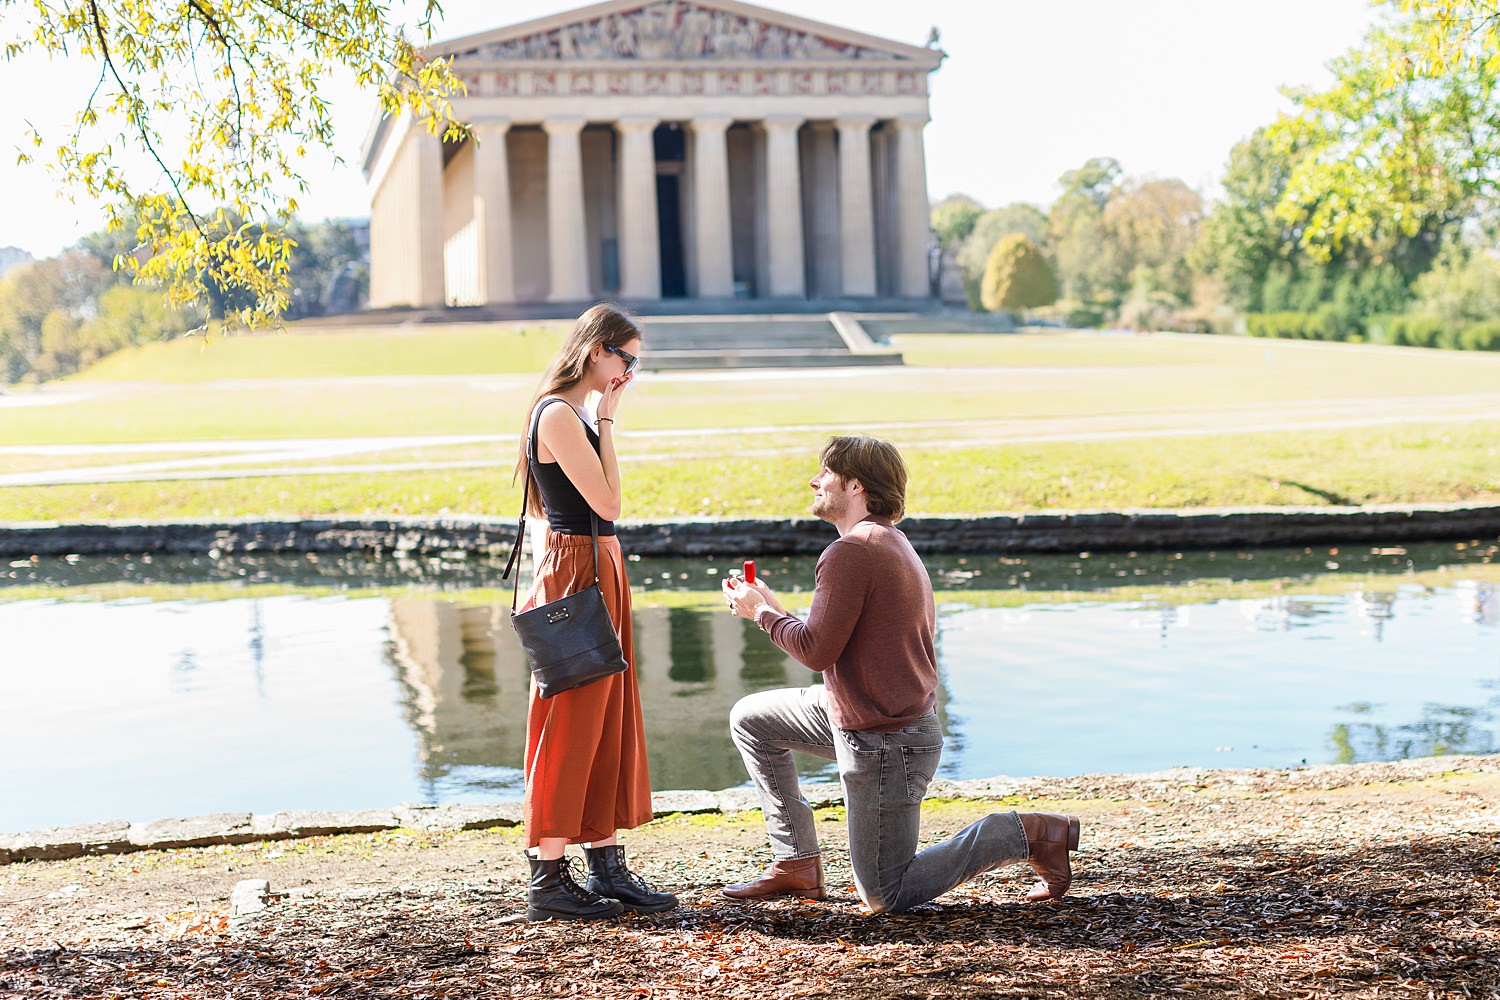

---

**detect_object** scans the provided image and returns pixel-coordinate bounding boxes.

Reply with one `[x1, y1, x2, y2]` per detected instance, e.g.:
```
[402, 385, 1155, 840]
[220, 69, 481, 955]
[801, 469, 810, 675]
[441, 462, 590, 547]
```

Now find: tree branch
[186, 0, 246, 149]
[85, 0, 210, 245]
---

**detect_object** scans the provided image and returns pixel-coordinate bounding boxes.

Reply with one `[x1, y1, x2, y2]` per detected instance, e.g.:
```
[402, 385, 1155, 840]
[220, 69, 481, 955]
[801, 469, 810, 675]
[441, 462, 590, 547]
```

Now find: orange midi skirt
[521, 530, 653, 846]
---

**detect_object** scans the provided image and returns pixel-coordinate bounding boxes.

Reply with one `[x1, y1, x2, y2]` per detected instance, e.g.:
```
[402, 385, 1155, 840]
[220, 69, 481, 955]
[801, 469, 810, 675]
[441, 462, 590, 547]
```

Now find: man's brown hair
[820, 435, 908, 522]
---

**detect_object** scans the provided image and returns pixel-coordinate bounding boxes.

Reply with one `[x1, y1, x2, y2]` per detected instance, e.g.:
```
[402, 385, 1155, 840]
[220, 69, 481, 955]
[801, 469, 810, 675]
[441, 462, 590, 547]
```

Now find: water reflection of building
[1240, 596, 1325, 632]
[1129, 602, 1190, 644]
[387, 598, 530, 796]
[386, 598, 834, 796]
[1455, 581, 1499, 627]
[1351, 591, 1396, 642]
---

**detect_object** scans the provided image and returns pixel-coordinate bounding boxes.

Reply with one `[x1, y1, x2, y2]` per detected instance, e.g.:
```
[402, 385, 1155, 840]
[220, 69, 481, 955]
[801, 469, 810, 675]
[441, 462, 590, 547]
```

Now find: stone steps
[858, 312, 1016, 338]
[640, 316, 847, 349]
[644, 348, 902, 369]
[635, 314, 901, 369]
[297, 308, 954, 369]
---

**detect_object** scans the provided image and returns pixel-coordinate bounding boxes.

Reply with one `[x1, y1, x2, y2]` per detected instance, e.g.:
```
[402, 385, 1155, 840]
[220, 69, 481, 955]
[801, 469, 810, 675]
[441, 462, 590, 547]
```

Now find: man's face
[809, 466, 853, 522]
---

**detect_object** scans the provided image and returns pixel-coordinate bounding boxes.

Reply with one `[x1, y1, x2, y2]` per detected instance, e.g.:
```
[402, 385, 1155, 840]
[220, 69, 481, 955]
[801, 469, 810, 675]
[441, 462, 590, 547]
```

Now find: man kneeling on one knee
[721, 435, 1081, 914]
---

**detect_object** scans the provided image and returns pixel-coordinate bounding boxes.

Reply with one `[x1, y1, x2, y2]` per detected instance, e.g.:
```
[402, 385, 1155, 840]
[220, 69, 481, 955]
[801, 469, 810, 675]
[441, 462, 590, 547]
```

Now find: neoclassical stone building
[362, 0, 943, 309]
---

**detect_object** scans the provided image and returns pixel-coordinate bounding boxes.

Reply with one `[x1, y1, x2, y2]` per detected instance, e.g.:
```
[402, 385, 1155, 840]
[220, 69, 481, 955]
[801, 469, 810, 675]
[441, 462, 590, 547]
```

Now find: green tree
[1048, 157, 1126, 308]
[1270, 11, 1495, 277]
[1412, 241, 1500, 322]
[1190, 128, 1305, 311]
[0, 253, 110, 381]
[1197, 106, 1429, 321]
[1393, 0, 1500, 75]
[0, 228, 204, 381]
[955, 202, 1048, 309]
[6, 0, 468, 328]
[981, 234, 1060, 314]
[34, 310, 86, 379]
[930, 194, 984, 252]
[284, 218, 368, 318]
[1105, 177, 1203, 304]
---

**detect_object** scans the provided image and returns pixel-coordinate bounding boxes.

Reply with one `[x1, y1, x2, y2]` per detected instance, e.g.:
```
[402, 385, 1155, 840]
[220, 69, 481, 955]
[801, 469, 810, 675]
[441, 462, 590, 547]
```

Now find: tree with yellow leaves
[5, 0, 469, 328]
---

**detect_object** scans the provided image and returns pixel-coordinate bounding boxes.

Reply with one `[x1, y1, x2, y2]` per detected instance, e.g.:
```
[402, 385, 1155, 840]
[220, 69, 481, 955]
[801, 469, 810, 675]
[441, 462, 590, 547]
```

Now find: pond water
[2, 542, 1497, 834]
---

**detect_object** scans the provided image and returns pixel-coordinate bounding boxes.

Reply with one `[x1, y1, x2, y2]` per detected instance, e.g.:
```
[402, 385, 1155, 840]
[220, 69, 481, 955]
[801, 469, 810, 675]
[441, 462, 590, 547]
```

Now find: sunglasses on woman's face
[604, 343, 640, 375]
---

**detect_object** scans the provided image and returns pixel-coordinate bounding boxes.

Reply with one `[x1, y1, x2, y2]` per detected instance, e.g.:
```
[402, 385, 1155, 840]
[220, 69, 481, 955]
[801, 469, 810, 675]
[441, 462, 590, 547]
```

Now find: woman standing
[514, 304, 676, 921]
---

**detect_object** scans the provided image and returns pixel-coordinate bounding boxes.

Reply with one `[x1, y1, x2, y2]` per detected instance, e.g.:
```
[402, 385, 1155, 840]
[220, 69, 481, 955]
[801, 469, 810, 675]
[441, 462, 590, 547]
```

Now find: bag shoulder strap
[501, 396, 603, 613]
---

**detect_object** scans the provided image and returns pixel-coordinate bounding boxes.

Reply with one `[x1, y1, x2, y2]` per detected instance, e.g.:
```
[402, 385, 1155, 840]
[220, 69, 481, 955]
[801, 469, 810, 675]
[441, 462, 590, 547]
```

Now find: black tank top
[528, 398, 617, 536]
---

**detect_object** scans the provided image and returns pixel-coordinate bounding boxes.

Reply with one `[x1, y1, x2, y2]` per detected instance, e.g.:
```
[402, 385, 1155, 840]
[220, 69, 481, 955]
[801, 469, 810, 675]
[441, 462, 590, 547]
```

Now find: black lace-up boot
[525, 854, 625, 921]
[583, 844, 679, 914]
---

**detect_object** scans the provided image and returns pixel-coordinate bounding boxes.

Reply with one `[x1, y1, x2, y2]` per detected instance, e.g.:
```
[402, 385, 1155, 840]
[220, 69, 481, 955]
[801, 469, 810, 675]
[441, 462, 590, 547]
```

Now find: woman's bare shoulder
[536, 399, 586, 439]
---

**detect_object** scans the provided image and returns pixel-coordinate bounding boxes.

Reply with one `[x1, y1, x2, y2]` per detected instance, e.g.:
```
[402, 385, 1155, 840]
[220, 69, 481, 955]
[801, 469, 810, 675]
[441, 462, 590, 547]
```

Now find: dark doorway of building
[654, 124, 687, 298]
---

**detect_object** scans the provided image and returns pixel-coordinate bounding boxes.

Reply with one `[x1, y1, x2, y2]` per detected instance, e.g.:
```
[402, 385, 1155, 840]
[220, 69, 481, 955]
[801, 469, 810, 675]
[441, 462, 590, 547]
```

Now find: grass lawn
[76, 323, 566, 382]
[2, 330, 1498, 521]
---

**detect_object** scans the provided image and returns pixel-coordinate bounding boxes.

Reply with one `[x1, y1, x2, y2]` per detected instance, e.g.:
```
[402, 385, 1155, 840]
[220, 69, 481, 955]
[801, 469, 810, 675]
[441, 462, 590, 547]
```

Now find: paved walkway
[2, 390, 1499, 487]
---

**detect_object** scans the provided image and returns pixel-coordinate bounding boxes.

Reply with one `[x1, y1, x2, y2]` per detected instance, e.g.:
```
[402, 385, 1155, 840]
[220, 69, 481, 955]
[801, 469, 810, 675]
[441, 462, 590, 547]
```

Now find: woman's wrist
[595, 416, 614, 427]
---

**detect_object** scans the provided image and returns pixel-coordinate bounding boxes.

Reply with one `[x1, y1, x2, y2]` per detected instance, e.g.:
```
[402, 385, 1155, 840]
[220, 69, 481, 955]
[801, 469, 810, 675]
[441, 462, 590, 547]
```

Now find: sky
[0, 0, 1384, 259]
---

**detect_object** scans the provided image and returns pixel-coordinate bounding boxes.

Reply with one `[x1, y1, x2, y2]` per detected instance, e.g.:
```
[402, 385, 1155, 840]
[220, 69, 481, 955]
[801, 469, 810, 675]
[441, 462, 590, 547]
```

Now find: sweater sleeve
[759, 541, 869, 671]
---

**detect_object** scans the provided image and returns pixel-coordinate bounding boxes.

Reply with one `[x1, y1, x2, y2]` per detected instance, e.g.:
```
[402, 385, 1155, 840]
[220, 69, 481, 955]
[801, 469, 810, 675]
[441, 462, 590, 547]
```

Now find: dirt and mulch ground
[3, 758, 1498, 999]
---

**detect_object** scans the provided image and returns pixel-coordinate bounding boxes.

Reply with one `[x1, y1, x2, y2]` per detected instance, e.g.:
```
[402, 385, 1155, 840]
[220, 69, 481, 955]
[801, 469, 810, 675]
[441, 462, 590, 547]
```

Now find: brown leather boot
[1018, 813, 1081, 902]
[722, 856, 827, 901]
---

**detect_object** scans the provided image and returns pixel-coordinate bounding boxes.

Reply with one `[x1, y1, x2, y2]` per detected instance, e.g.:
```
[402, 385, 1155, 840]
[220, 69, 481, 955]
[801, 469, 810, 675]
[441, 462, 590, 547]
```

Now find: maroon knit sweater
[755, 516, 937, 732]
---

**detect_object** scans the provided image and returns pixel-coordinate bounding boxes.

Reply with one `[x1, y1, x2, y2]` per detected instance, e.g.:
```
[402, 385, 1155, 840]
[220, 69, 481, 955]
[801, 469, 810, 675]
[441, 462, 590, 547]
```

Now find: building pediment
[433, 0, 944, 70]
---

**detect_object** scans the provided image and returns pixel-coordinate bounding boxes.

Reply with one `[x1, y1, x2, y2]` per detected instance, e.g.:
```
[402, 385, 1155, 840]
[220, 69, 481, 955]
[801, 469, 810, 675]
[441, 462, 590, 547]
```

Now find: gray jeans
[729, 685, 1029, 914]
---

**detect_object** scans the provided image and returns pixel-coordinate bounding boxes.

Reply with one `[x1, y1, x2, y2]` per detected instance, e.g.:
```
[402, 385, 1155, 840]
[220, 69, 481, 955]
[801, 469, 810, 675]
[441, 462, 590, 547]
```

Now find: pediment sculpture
[465, 0, 904, 62]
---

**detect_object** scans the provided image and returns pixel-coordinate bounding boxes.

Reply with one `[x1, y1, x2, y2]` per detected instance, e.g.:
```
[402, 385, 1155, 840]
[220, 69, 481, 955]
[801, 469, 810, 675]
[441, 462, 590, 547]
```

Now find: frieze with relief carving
[461, 0, 915, 63]
[458, 67, 929, 99]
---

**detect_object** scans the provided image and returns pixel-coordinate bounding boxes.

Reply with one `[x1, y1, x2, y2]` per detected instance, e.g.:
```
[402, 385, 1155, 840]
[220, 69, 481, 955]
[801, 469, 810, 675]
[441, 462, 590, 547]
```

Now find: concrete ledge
[394, 802, 524, 832]
[128, 813, 259, 851]
[250, 810, 401, 839]
[3, 821, 133, 862]
[3, 503, 1499, 560]
[650, 790, 722, 815]
[4, 755, 1495, 865]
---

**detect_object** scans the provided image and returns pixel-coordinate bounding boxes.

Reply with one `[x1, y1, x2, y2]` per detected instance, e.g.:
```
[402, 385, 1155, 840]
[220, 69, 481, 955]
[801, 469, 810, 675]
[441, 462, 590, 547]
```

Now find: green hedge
[1248, 311, 1500, 352]
[1459, 321, 1500, 351]
[1244, 310, 1361, 342]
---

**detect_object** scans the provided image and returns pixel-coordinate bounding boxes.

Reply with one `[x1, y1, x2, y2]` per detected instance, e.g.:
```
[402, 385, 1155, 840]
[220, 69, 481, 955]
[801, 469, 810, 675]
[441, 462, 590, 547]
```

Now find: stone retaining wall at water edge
[2, 503, 1500, 559]
[6, 754, 1497, 864]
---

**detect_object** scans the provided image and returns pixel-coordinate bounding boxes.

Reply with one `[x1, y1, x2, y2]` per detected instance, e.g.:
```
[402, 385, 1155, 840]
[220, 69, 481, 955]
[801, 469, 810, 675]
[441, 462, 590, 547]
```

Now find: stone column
[545, 117, 590, 303]
[762, 114, 805, 298]
[894, 114, 932, 298]
[472, 120, 514, 305]
[616, 117, 661, 300]
[414, 128, 446, 307]
[835, 115, 877, 298]
[691, 116, 734, 298]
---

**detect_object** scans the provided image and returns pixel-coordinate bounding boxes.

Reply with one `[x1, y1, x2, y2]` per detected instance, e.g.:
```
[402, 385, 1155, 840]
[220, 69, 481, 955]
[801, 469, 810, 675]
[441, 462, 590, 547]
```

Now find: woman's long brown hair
[514, 303, 642, 517]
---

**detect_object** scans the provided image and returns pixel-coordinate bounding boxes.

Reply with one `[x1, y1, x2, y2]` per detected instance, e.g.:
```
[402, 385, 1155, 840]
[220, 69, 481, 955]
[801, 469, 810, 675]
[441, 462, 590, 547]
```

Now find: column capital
[542, 117, 587, 135]
[616, 115, 660, 133]
[473, 119, 512, 136]
[894, 113, 931, 130]
[691, 115, 734, 133]
[834, 115, 877, 134]
[761, 113, 805, 131]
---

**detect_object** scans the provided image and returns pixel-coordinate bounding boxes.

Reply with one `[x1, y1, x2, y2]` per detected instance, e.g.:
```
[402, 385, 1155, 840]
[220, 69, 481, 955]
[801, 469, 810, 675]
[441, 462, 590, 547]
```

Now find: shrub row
[1245, 311, 1500, 352]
